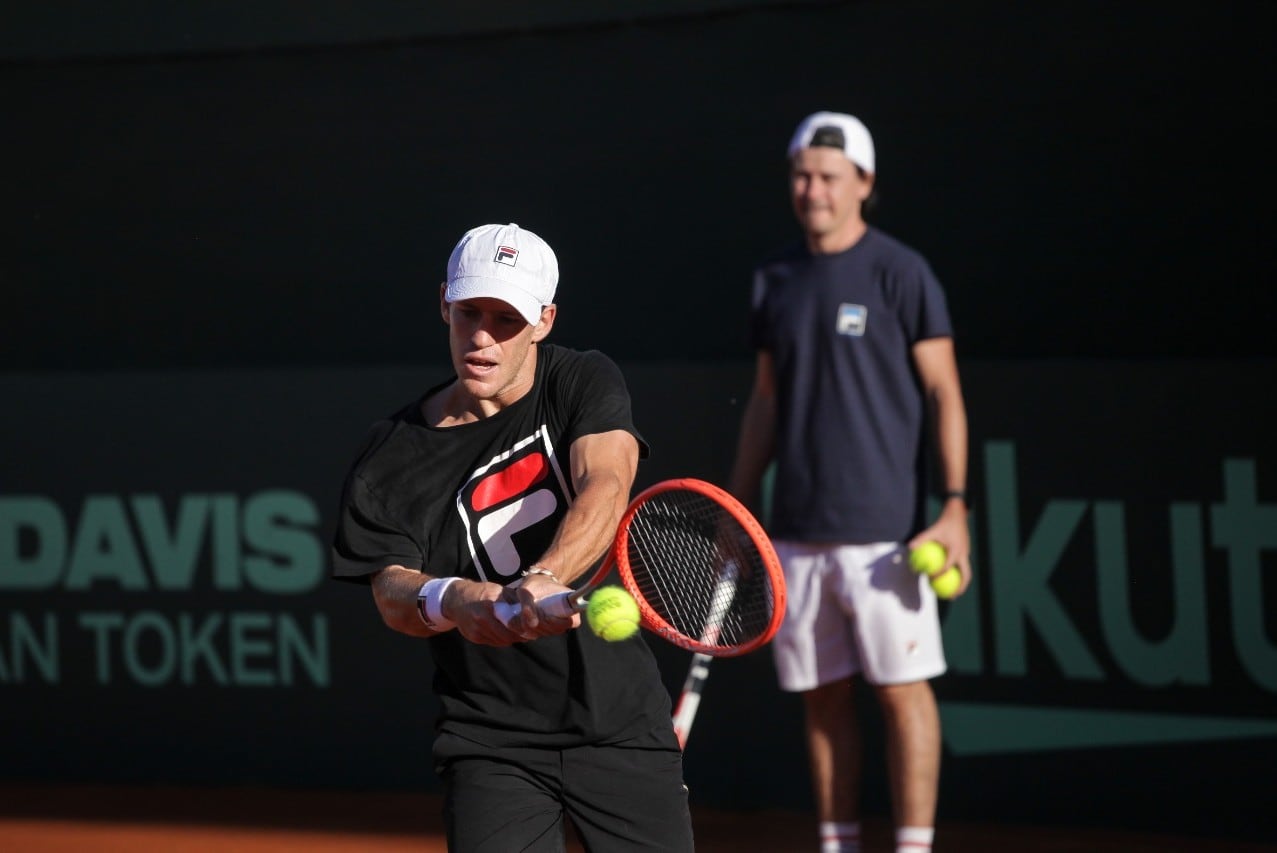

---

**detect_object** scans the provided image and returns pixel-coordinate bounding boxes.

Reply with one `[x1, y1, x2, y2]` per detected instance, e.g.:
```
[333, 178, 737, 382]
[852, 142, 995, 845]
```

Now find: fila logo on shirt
[836, 302, 868, 336]
[456, 427, 572, 583]
[494, 245, 519, 266]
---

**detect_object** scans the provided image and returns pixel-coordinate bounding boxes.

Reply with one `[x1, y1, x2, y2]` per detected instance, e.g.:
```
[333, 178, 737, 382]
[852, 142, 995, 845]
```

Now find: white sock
[819, 820, 861, 853]
[895, 825, 934, 852]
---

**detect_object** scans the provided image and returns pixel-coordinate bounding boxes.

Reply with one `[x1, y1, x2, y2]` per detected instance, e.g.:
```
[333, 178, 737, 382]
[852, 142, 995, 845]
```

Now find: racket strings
[623, 491, 777, 651]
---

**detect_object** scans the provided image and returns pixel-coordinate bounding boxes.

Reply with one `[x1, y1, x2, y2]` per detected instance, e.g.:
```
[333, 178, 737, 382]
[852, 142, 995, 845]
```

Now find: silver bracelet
[521, 566, 560, 583]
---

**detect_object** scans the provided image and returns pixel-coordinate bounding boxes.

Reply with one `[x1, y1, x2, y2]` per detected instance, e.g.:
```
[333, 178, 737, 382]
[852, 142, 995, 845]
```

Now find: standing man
[728, 112, 971, 853]
[333, 223, 694, 853]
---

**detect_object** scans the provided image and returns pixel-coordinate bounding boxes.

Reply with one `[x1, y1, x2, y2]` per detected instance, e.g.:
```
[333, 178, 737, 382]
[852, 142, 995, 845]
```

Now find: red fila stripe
[470, 453, 549, 512]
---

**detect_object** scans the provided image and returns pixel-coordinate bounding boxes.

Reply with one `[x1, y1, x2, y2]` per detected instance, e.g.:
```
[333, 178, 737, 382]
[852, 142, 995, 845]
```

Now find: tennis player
[332, 223, 693, 852]
[728, 113, 972, 853]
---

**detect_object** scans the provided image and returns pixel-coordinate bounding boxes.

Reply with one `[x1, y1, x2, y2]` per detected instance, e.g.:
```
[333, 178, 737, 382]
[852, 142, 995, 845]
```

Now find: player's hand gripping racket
[494, 478, 786, 747]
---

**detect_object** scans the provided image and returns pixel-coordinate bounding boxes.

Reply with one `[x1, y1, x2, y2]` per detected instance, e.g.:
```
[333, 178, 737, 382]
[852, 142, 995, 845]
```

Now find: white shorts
[771, 540, 947, 692]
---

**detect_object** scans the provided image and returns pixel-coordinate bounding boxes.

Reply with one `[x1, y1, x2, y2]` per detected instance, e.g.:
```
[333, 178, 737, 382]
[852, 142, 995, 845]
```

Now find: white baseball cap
[787, 111, 876, 174]
[445, 222, 559, 325]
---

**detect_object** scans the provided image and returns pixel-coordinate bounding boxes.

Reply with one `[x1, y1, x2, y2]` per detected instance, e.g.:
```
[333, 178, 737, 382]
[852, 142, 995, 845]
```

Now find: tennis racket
[670, 553, 743, 748]
[495, 477, 786, 746]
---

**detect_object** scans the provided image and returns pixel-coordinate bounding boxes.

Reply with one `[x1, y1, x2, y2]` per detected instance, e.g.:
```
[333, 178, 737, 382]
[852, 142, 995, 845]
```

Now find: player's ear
[439, 283, 450, 325]
[531, 304, 556, 342]
[858, 170, 875, 202]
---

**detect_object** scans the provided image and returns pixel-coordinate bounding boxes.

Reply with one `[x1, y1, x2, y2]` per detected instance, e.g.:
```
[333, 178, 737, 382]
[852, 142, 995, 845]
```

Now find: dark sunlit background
[3, 1, 1274, 849]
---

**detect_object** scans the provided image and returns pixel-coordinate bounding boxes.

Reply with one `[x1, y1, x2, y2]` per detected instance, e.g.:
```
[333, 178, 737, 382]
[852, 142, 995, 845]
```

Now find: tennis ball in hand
[908, 541, 948, 576]
[930, 567, 961, 599]
[586, 585, 640, 642]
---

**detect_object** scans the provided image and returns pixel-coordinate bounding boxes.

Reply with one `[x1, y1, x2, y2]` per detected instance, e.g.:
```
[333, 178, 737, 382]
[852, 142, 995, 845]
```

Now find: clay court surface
[2, 785, 1274, 852]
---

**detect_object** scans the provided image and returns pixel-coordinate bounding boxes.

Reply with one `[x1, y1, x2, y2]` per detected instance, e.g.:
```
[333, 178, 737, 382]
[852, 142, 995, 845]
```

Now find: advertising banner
[1, 359, 1273, 841]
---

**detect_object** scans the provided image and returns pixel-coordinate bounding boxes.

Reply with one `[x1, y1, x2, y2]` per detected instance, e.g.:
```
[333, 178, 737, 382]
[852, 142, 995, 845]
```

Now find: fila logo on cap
[495, 245, 519, 266]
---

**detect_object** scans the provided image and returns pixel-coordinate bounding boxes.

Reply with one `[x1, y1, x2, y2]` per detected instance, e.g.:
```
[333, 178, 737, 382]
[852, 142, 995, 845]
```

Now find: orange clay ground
[1, 785, 1273, 852]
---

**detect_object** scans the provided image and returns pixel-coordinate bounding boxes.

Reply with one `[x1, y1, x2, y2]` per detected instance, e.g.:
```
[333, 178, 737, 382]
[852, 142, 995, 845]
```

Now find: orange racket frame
[610, 477, 786, 658]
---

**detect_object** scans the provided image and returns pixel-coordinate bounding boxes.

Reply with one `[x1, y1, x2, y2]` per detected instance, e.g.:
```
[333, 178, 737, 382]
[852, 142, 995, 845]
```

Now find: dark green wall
[2, 361, 1276, 843]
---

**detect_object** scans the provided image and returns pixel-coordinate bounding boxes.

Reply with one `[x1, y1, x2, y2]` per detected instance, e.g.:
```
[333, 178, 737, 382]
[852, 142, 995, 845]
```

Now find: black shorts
[433, 724, 694, 852]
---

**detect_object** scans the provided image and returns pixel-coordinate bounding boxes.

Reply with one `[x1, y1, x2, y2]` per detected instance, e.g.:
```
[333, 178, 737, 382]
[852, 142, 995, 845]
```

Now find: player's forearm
[930, 385, 969, 506]
[370, 565, 446, 637]
[728, 389, 776, 508]
[536, 467, 632, 584]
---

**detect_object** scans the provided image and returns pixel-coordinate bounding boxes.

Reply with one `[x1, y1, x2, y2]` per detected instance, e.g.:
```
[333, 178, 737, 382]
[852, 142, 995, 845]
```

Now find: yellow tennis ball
[908, 540, 947, 576]
[586, 585, 640, 642]
[930, 567, 961, 599]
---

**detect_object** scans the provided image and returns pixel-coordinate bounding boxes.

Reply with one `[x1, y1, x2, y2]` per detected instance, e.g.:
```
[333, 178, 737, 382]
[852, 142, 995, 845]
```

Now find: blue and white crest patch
[836, 303, 868, 336]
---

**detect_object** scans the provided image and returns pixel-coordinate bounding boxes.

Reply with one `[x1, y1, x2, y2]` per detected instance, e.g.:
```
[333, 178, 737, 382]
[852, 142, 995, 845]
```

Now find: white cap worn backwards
[787, 111, 876, 174]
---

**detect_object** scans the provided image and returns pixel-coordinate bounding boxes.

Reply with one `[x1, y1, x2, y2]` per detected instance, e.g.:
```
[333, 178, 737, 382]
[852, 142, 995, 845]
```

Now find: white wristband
[417, 577, 460, 631]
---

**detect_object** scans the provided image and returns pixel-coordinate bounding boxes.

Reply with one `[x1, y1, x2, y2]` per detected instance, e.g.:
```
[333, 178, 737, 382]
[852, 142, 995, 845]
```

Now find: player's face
[790, 148, 873, 247]
[443, 296, 555, 411]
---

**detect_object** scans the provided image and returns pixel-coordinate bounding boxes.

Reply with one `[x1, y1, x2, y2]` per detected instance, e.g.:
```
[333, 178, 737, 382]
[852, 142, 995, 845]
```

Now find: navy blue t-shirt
[750, 227, 953, 543]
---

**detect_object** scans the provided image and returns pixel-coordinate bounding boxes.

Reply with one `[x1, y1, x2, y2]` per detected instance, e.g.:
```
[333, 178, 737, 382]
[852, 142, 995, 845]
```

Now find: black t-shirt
[332, 344, 670, 749]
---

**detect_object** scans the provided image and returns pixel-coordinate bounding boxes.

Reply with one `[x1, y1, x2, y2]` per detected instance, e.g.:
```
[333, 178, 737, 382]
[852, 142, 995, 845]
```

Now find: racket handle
[492, 590, 580, 626]
[492, 600, 519, 626]
[672, 652, 714, 749]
